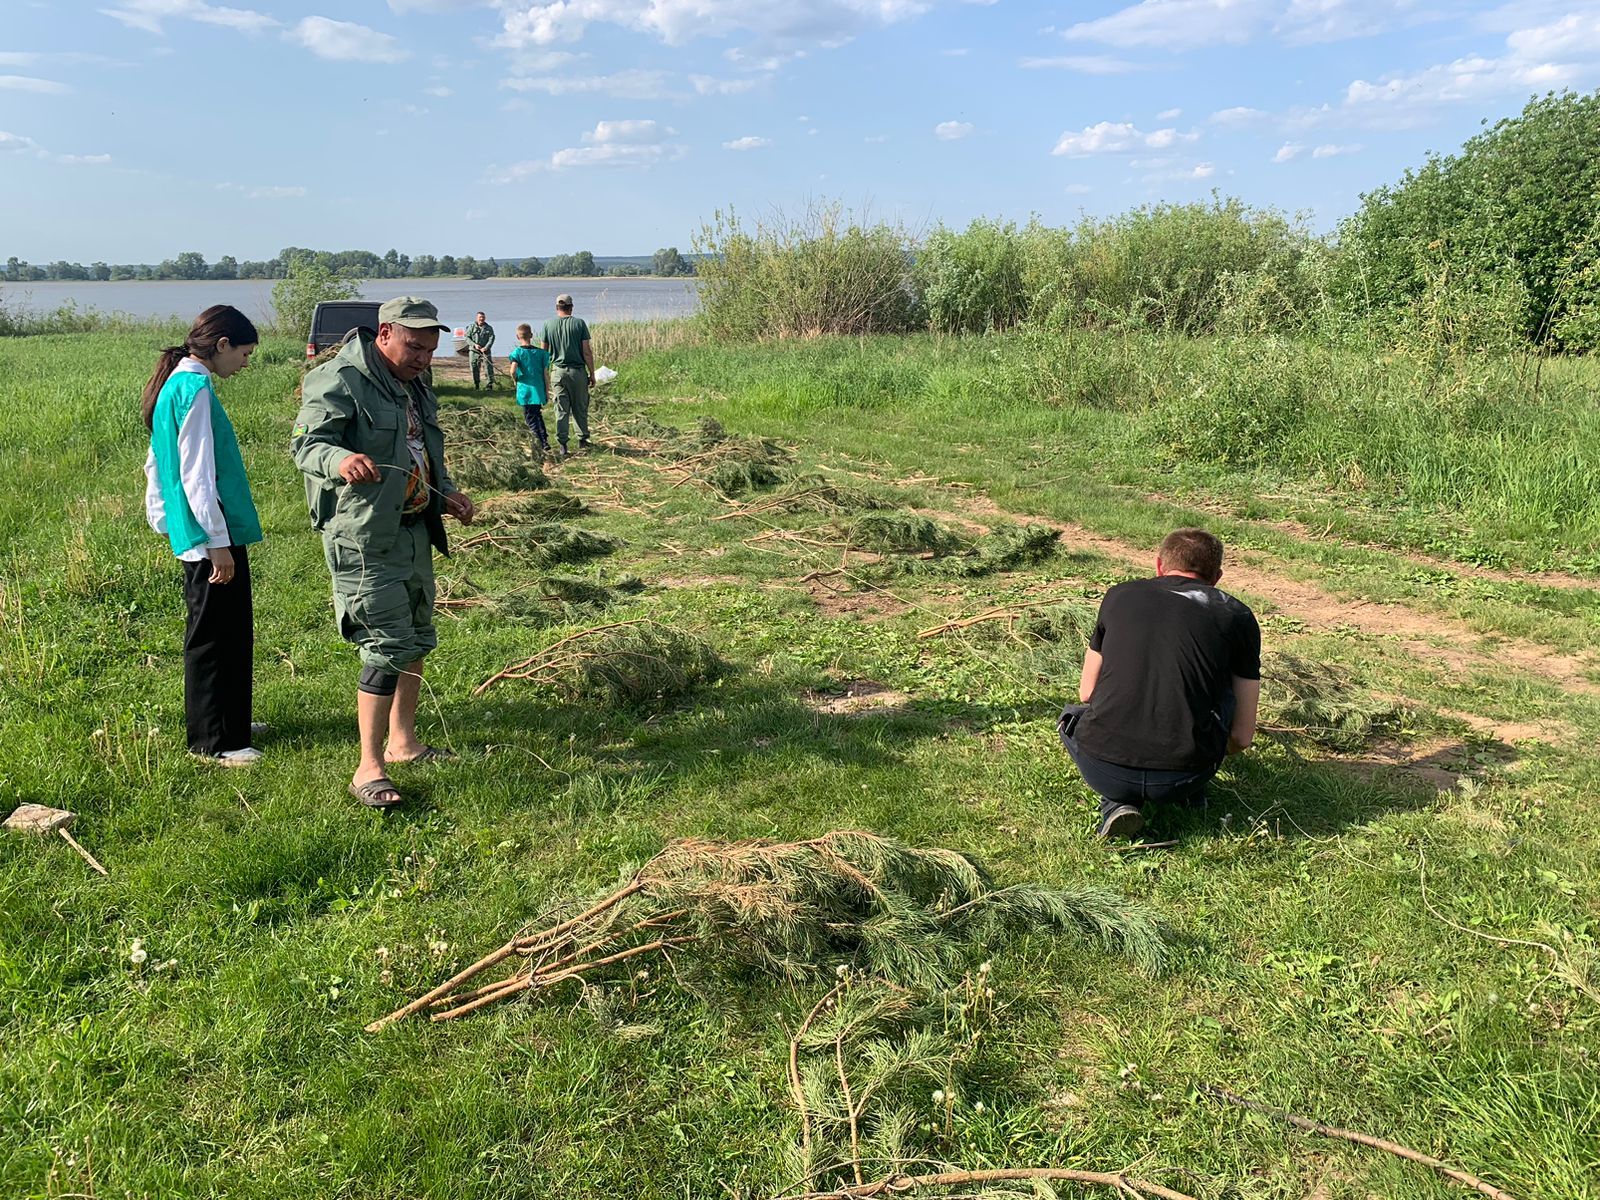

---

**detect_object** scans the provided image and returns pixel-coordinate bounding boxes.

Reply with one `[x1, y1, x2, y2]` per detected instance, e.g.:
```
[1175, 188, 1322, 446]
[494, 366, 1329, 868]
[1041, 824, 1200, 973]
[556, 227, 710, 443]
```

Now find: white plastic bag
[594, 366, 618, 386]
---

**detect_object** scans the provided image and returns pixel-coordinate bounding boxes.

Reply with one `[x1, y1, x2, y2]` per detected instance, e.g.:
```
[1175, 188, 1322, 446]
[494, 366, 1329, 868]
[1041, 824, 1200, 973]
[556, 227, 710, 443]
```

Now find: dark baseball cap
[378, 296, 450, 331]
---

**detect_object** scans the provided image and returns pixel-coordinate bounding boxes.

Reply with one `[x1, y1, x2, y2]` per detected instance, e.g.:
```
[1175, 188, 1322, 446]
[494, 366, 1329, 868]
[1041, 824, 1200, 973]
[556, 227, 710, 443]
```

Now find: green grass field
[1, 328, 1597, 1199]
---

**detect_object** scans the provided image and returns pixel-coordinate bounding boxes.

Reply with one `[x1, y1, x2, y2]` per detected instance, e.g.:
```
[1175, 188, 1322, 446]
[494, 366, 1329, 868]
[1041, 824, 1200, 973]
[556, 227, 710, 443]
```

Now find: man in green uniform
[466, 310, 496, 390]
[291, 296, 477, 808]
[541, 293, 595, 457]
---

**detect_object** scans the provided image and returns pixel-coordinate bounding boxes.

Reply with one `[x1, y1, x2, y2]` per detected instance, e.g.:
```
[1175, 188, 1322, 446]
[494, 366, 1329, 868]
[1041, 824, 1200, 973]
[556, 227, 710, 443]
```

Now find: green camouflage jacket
[291, 330, 455, 555]
[465, 320, 495, 356]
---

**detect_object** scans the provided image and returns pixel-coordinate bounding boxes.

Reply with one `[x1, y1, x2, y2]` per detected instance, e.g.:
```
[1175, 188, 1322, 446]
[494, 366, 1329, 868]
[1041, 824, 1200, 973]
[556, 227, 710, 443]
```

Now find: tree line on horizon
[0, 245, 697, 283]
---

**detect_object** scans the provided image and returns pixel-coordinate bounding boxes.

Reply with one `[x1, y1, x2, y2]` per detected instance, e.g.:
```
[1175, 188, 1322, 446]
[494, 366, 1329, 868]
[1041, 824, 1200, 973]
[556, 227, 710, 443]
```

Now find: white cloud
[723, 135, 771, 150]
[1065, 0, 1269, 50]
[424, 85, 453, 97]
[1052, 120, 1197, 155]
[941, 47, 969, 56]
[1210, 105, 1268, 124]
[690, 74, 759, 95]
[494, 117, 685, 176]
[1156, 106, 1182, 119]
[1020, 54, 1145, 73]
[1065, 0, 1433, 51]
[495, 0, 932, 48]
[502, 68, 673, 98]
[0, 75, 70, 94]
[388, 0, 494, 10]
[935, 120, 974, 140]
[1190, 161, 1215, 178]
[1311, 142, 1361, 157]
[1272, 142, 1304, 162]
[864, 134, 888, 143]
[1064, 182, 1092, 194]
[217, 182, 309, 198]
[289, 16, 409, 63]
[100, 0, 277, 35]
[1, 130, 112, 165]
[0, 131, 44, 155]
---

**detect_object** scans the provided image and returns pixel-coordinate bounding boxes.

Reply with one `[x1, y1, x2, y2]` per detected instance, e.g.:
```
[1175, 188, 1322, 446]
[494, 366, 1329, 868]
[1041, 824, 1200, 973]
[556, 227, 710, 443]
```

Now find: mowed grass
[1, 328, 1597, 1200]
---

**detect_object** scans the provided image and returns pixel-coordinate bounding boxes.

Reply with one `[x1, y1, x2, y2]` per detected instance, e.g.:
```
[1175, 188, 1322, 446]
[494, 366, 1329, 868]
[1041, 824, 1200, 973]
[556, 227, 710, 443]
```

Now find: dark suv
[305, 301, 381, 359]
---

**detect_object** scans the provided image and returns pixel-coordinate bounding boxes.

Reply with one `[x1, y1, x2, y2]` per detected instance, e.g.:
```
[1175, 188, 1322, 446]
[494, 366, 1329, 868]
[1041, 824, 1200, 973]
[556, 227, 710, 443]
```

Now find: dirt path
[1141, 490, 1600, 592]
[952, 494, 1600, 698]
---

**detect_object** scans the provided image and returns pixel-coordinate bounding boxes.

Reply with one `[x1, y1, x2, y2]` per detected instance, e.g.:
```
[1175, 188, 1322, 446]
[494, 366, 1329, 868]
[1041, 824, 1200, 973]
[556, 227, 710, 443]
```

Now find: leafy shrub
[1336, 90, 1600, 349]
[914, 218, 1028, 333]
[694, 202, 919, 339]
[1030, 198, 1326, 336]
[272, 254, 361, 337]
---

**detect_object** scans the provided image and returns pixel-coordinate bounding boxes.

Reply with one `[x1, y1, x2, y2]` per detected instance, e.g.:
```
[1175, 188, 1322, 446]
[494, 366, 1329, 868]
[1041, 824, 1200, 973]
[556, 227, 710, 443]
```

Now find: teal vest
[149, 368, 263, 555]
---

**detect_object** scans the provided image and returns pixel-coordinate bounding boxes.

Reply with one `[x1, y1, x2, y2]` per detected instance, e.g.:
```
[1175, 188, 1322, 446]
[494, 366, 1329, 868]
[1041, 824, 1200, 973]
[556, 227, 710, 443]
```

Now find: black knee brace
[358, 665, 399, 696]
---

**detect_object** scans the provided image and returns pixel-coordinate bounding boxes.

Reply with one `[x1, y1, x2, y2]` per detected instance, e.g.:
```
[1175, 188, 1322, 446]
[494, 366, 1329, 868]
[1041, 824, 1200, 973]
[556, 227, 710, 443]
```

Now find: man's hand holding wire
[338, 453, 381, 485]
[444, 491, 475, 525]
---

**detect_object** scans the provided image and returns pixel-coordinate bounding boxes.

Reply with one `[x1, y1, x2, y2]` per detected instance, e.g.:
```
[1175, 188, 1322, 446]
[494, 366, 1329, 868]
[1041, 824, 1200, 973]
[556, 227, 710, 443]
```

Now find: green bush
[271, 254, 361, 337]
[1030, 198, 1328, 336]
[914, 218, 1028, 333]
[1336, 89, 1600, 349]
[693, 202, 918, 340]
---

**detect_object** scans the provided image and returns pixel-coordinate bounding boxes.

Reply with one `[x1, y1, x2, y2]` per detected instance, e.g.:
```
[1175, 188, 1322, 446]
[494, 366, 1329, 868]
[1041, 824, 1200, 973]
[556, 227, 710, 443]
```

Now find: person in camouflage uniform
[291, 296, 476, 809]
[466, 310, 496, 390]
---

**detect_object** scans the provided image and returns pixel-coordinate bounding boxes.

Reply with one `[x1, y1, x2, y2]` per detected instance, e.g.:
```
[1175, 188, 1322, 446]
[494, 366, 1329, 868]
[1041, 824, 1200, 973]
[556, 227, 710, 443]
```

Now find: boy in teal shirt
[507, 323, 551, 455]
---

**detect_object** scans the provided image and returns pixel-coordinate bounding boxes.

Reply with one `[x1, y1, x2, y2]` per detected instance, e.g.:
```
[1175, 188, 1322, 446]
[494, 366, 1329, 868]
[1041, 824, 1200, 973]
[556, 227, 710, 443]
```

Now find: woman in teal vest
[142, 305, 265, 765]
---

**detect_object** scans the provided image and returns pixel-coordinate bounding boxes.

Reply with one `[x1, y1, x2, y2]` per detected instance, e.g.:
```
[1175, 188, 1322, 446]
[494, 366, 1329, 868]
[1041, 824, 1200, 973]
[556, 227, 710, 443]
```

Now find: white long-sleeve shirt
[144, 358, 231, 562]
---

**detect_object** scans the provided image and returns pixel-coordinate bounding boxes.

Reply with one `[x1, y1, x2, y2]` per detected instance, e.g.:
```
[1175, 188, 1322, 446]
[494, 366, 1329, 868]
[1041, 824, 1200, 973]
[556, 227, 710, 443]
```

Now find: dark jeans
[1058, 701, 1225, 822]
[522, 404, 549, 448]
[182, 545, 253, 754]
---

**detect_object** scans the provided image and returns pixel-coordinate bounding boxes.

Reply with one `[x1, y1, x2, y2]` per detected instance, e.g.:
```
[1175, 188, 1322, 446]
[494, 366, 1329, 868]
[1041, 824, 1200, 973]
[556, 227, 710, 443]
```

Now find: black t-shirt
[1074, 575, 1261, 771]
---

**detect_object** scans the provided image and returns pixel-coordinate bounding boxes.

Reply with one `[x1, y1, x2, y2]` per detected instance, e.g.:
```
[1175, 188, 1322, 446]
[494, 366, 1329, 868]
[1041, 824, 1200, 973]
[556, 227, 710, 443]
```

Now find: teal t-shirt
[507, 344, 549, 406]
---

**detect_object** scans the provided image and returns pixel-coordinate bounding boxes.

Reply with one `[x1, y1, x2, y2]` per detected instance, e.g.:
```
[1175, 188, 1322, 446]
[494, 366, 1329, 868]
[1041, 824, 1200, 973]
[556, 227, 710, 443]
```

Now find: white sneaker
[214, 747, 264, 767]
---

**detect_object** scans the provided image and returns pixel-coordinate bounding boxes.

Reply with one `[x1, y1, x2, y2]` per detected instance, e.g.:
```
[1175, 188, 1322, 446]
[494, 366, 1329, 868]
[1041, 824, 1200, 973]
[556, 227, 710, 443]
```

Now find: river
[2, 276, 700, 327]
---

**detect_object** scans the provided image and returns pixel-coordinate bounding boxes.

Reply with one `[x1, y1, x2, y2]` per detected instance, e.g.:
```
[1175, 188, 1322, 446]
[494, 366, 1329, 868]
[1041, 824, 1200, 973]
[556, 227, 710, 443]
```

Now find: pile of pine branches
[367, 830, 1165, 1031]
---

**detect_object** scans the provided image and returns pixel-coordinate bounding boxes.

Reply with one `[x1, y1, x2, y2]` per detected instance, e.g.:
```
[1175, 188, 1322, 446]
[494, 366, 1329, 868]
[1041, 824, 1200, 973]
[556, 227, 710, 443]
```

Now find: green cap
[378, 296, 450, 331]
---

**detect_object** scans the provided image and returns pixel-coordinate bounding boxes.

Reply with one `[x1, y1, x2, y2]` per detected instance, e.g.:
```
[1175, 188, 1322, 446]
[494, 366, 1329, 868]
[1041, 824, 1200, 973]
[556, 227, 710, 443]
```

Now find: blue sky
[3, 0, 1598, 260]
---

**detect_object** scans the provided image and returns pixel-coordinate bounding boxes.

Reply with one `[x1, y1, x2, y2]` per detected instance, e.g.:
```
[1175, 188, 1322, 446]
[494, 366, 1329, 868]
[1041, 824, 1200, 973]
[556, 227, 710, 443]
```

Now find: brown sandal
[350, 777, 404, 808]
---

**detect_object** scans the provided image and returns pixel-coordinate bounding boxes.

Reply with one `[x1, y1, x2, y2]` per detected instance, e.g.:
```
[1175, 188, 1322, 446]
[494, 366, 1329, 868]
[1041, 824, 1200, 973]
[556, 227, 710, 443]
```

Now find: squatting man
[1058, 528, 1261, 840]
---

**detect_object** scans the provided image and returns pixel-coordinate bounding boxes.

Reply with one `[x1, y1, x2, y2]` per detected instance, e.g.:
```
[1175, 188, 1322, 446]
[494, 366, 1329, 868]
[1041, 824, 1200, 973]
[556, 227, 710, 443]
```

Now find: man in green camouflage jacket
[291, 296, 476, 809]
[466, 310, 496, 390]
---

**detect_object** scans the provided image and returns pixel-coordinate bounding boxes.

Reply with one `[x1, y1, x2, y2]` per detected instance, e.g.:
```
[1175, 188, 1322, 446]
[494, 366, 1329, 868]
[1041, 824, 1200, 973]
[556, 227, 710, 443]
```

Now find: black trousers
[182, 545, 253, 754]
[522, 404, 549, 448]
[1058, 701, 1223, 820]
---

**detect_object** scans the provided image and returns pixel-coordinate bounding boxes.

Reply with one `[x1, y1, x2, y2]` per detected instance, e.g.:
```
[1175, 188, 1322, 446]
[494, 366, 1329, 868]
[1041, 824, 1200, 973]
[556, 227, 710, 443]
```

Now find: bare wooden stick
[1200, 1084, 1519, 1200]
[835, 1029, 865, 1186]
[57, 828, 108, 876]
[365, 940, 522, 1033]
[773, 1167, 1197, 1200]
[430, 976, 534, 1022]
[788, 983, 845, 1186]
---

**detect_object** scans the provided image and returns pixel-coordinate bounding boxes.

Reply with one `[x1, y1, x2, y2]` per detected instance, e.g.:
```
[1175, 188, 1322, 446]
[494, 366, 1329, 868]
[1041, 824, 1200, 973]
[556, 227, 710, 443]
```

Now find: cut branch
[1200, 1083, 1520, 1200]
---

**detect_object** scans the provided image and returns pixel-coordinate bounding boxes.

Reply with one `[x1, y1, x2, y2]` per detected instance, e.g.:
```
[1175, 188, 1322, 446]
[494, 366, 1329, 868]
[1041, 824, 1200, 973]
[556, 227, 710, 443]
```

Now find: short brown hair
[516, 323, 532, 337]
[1159, 528, 1224, 581]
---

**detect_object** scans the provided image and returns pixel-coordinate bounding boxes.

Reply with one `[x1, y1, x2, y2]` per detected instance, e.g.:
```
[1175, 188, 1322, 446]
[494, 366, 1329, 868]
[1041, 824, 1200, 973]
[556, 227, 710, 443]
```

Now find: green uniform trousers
[554, 365, 590, 446]
[325, 522, 437, 673]
[470, 348, 496, 389]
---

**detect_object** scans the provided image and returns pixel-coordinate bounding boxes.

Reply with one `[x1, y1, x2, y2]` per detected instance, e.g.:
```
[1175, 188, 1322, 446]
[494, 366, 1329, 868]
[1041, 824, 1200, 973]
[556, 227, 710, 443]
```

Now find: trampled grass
[1, 326, 1597, 1200]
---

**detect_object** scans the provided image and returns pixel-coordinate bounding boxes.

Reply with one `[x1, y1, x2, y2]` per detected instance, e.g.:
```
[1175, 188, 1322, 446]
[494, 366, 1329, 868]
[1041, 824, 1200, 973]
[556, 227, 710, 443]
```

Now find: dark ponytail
[141, 304, 259, 430]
